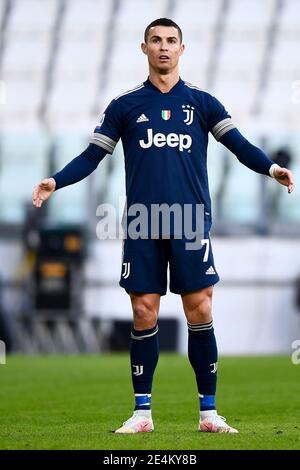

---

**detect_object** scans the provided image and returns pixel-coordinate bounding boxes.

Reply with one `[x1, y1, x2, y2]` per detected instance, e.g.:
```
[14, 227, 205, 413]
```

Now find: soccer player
[32, 18, 294, 434]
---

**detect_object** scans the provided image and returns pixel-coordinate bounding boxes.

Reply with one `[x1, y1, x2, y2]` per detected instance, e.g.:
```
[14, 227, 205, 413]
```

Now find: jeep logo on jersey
[139, 129, 192, 151]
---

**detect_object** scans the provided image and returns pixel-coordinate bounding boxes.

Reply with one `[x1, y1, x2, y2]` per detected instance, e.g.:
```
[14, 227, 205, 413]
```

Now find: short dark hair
[144, 18, 182, 43]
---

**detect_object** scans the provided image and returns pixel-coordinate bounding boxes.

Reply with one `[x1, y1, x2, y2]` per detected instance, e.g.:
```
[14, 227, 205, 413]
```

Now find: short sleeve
[89, 98, 122, 154]
[206, 94, 236, 141]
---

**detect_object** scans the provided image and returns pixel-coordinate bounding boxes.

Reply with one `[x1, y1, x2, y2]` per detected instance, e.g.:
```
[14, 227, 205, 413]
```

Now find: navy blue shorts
[119, 234, 219, 295]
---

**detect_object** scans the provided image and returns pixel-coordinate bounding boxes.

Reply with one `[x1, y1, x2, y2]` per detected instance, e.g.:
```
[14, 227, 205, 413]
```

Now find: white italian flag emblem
[161, 110, 171, 120]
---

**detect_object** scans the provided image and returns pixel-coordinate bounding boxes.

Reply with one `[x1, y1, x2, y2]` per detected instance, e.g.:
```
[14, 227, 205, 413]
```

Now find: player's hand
[273, 166, 294, 194]
[32, 177, 56, 208]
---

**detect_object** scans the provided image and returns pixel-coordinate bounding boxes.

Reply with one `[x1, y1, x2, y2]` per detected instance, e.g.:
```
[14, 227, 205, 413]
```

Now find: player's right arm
[32, 144, 107, 207]
[32, 99, 122, 208]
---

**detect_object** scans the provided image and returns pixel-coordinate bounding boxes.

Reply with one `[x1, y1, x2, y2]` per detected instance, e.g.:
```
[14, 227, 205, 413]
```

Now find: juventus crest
[182, 105, 195, 125]
[122, 262, 131, 279]
[132, 365, 144, 376]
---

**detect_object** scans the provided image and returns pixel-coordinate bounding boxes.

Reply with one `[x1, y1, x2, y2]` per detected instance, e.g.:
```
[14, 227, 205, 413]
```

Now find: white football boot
[199, 410, 239, 433]
[115, 410, 154, 434]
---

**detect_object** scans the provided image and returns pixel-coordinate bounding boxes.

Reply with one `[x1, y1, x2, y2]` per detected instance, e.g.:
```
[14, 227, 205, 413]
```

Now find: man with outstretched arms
[32, 18, 294, 434]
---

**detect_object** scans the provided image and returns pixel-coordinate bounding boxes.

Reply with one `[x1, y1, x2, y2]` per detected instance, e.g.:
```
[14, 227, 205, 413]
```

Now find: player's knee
[185, 293, 213, 324]
[132, 301, 158, 330]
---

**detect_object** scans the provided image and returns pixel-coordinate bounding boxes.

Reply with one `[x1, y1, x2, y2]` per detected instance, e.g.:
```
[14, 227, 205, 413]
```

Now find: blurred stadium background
[0, 0, 300, 358]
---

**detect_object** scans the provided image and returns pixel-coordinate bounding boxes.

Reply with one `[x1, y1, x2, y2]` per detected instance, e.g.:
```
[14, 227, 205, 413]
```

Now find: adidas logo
[136, 113, 149, 123]
[205, 266, 216, 275]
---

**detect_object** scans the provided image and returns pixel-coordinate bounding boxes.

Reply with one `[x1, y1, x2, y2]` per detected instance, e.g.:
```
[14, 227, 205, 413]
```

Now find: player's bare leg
[115, 293, 160, 433]
[130, 292, 160, 330]
[182, 287, 238, 433]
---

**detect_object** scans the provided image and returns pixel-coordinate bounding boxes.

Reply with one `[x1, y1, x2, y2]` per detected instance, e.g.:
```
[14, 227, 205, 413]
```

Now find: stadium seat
[1, 39, 50, 80]
[261, 80, 296, 120]
[264, 134, 300, 223]
[47, 78, 98, 131]
[1, 79, 43, 129]
[105, 144, 126, 211]
[111, 0, 170, 86]
[180, 38, 212, 87]
[278, 0, 300, 37]
[207, 137, 226, 206]
[0, 1, 5, 26]
[47, 134, 89, 223]
[109, 40, 148, 83]
[0, 132, 49, 222]
[55, 38, 104, 85]
[63, 0, 112, 39]
[211, 78, 257, 119]
[208, 132, 262, 225]
[218, 152, 261, 223]
[115, 0, 169, 39]
[7, 0, 58, 41]
[173, 0, 222, 37]
[216, 39, 265, 82]
[224, 0, 275, 39]
[226, 0, 276, 32]
[174, 0, 220, 87]
[270, 38, 300, 80]
[48, 0, 113, 129]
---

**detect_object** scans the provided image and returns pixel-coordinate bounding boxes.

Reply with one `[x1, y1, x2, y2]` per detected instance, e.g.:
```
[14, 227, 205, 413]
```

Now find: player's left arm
[219, 128, 294, 194]
[207, 93, 294, 194]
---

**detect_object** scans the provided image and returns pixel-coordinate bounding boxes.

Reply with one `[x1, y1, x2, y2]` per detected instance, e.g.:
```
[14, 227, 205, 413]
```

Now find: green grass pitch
[0, 354, 299, 450]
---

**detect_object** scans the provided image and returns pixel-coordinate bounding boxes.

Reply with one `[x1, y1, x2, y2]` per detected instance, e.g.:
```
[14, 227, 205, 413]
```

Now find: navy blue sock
[187, 320, 218, 411]
[130, 324, 159, 410]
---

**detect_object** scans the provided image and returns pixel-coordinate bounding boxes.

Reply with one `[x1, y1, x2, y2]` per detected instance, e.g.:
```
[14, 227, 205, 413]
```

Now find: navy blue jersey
[90, 78, 236, 233]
